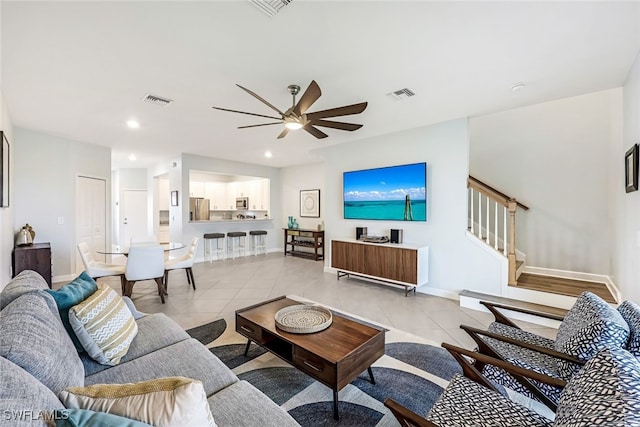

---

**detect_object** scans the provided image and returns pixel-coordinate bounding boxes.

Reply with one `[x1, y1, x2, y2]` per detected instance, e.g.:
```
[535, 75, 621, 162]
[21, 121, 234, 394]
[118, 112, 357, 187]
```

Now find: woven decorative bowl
[274, 304, 333, 334]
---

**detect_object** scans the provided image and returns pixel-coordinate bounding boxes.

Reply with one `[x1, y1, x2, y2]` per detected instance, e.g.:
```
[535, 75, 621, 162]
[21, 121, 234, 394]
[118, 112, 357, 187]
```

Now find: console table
[331, 238, 428, 296]
[283, 228, 324, 261]
[12, 242, 52, 288]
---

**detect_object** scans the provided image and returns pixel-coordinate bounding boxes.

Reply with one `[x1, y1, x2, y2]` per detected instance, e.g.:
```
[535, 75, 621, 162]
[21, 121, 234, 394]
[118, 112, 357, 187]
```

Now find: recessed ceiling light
[265, 151, 273, 158]
[511, 82, 526, 92]
[127, 120, 140, 129]
[128, 154, 137, 161]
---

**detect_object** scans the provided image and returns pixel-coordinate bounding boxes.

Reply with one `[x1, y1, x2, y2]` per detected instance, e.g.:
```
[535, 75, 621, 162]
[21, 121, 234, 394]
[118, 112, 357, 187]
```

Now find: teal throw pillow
[46, 272, 98, 352]
[54, 408, 153, 426]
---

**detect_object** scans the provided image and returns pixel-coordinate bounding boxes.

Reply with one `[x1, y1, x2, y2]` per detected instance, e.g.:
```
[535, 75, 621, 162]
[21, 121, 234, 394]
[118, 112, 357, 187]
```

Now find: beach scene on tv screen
[344, 163, 427, 221]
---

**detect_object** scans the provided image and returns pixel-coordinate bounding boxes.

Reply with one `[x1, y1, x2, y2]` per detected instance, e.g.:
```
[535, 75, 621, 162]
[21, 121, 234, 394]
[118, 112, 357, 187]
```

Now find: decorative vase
[292, 219, 299, 229]
[25, 224, 35, 241]
[288, 216, 294, 229]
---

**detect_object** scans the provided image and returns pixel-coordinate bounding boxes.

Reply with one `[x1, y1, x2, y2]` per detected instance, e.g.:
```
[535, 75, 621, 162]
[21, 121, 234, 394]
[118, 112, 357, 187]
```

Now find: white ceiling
[2, 1, 639, 169]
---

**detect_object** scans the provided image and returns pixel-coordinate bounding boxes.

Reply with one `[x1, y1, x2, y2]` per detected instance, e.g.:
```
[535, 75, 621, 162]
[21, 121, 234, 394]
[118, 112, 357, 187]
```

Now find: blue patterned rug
[187, 310, 461, 426]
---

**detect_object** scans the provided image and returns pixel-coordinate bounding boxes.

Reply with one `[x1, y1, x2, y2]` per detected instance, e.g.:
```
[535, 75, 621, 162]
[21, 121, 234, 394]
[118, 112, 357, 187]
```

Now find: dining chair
[124, 245, 166, 303]
[130, 236, 159, 246]
[77, 242, 126, 292]
[164, 237, 198, 292]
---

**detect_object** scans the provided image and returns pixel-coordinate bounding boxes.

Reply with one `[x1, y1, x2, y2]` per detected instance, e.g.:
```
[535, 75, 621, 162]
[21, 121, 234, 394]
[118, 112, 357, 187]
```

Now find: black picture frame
[625, 144, 638, 193]
[300, 189, 320, 217]
[171, 190, 179, 206]
[1, 131, 9, 207]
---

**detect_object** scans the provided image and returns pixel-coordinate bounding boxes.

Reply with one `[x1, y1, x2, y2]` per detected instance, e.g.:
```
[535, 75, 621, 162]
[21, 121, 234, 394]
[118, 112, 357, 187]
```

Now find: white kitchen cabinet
[225, 182, 238, 210]
[260, 179, 270, 211]
[190, 181, 205, 198]
[158, 226, 170, 244]
[205, 182, 226, 210]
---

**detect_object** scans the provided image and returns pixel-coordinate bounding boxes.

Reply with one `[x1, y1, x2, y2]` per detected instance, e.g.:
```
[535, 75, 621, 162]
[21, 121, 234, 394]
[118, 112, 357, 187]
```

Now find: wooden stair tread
[460, 290, 568, 317]
[515, 273, 616, 304]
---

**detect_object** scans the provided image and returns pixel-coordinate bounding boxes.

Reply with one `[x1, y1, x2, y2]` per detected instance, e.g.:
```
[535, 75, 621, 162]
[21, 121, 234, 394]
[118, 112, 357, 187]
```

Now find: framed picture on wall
[300, 189, 320, 217]
[1, 131, 9, 207]
[171, 191, 179, 206]
[625, 144, 638, 193]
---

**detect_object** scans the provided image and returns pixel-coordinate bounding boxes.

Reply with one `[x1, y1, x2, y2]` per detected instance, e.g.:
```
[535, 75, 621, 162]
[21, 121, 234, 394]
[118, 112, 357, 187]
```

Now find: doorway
[122, 189, 149, 245]
[76, 176, 107, 273]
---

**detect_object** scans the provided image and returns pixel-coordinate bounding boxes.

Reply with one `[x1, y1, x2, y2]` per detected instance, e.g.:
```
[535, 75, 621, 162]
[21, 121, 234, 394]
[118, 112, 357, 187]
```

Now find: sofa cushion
[618, 300, 640, 358]
[59, 377, 216, 427]
[46, 272, 98, 353]
[553, 347, 640, 427]
[426, 374, 551, 427]
[0, 269, 49, 310]
[81, 313, 190, 376]
[84, 338, 238, 397]
[0, 292, 84, 395]
[54, 409, 153, 427]
[69, 284, 138, 366]
[553, 291, 629, 379]
[0, 356, 64, 427]
[207, 380, 300, 427]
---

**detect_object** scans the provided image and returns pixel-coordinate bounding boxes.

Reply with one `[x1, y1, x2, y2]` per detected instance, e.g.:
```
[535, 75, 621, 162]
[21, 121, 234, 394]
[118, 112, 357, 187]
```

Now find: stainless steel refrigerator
[189, 197, 210, 221]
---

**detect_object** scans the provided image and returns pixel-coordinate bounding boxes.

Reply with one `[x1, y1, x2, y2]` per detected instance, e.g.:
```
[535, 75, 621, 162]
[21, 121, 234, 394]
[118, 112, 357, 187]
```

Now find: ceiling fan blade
[303, 125, 328, 139]
[237, 122, 283, 129]
[236, 84, 285, 115]
[212, 106, 282, 121]
[305, 102, 368, 121]
[310, 119, 363, 131]
[293, 80, 321, 117]
[277, 128, 290, 139]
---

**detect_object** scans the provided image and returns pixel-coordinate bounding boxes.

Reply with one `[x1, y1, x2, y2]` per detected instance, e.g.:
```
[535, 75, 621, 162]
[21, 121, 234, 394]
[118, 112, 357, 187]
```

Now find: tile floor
[92, 252, 557, 349]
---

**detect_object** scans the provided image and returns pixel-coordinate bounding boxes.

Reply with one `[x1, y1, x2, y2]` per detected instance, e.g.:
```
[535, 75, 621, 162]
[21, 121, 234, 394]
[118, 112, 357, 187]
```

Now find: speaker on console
[390, 229, 403, 244]
[356, 227, 368, 241]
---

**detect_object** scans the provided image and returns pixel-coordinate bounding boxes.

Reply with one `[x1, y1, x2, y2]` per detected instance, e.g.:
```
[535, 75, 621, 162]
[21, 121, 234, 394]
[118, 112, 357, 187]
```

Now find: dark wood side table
[12, 242, 52, 288]
[283, 228, 324, 261]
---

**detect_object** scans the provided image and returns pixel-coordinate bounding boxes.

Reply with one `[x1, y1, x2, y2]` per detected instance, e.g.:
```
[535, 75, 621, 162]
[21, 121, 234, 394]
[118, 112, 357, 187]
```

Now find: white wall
[470, 89, 622, 275]
[13, 128, 111, 281]
[280, 162, 325, 231]
[615, 50, 640, 303]
[0, 89, 14, 288]
[317, 118, 503, 297]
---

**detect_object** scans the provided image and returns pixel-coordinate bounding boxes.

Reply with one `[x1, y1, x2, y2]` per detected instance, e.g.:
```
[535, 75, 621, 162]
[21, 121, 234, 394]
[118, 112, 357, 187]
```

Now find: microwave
[236, 197, 249, 210]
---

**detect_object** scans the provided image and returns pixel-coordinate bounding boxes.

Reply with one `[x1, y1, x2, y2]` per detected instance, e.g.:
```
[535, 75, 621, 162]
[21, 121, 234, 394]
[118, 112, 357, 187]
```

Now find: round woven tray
[274, 304, 333, 334]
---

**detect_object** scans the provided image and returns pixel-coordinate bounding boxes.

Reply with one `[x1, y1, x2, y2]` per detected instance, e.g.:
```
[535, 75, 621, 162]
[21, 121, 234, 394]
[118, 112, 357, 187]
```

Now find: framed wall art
[300, 189, 320, 218]
[625, 144, 638, 193]
[1, 131, 9, 207]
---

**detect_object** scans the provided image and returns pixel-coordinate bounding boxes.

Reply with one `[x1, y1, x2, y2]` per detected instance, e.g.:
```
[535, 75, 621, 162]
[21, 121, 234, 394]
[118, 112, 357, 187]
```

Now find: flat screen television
[343, 162, 427, 221]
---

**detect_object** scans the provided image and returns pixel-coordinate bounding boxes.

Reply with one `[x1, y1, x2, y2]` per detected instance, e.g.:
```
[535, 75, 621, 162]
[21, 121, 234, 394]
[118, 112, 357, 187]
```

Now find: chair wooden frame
[384, 342, 567, 427]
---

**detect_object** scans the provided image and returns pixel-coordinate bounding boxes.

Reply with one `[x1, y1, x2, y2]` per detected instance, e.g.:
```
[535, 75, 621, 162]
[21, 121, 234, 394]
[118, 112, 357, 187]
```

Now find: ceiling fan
[212, 80, 367, 139]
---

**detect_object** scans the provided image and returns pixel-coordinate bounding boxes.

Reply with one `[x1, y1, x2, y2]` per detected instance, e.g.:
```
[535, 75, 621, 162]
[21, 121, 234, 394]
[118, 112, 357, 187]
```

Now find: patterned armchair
[385, 343, 640, 427]
[460, 292, 631, 410]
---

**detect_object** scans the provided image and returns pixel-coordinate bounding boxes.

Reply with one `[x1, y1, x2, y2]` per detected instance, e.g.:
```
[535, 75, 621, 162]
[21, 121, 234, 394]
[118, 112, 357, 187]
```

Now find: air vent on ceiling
[249, 0, 293, 18]
[386, 88, 415, 101]
[142, 93, 173, 106]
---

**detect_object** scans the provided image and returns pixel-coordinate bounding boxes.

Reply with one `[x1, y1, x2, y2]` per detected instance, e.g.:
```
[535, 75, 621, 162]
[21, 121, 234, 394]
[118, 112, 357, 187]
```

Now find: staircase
[466, 176, 617, 305]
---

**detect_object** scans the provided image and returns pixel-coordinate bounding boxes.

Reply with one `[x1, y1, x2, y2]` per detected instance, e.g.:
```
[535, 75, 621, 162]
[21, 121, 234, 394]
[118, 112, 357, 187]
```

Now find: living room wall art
[300, 189, 320, 218]
[1, 131, 9, 207]
[625, 143, 638, 193]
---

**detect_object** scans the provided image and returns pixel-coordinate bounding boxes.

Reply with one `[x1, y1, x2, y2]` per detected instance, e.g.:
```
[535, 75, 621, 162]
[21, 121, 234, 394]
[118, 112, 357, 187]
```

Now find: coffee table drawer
[293, 347, 336, 386]
[236, 317, 264, 343]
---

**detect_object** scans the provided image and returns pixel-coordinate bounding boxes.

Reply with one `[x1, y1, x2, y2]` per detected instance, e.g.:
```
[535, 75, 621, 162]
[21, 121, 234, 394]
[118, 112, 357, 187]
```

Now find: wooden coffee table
[235, 296, 385, 420]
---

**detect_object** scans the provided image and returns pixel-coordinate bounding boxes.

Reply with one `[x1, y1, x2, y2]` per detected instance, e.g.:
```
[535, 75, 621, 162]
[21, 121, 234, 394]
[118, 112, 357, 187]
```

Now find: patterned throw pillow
[58, 377, 216, 427]
[618, 300, 640, 358]
[45, 272, 98, 352]
[554, 291, 629, 379]
[68, 284, 138, 366]
[554, 347, 640, 427]
[54, 408, 153, 426]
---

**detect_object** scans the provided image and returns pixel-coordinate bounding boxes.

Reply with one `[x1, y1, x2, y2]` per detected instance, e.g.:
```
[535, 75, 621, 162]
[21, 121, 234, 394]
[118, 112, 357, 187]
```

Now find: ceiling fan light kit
[212, 80, 367, 139]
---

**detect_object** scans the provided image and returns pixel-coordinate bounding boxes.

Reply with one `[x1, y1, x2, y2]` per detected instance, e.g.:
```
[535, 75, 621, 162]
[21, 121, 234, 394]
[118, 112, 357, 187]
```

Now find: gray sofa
[0, 270, 300, 427]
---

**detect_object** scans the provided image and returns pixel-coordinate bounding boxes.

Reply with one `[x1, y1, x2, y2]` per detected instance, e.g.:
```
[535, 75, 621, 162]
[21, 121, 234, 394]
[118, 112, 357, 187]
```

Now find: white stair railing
[467, 176, 528, 285]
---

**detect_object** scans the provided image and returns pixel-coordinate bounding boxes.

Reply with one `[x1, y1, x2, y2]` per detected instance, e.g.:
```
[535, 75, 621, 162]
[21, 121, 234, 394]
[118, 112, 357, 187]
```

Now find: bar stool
[249, 230, 267, 256]
[203, 233, 226, 262]
[226, 231, 247, 259]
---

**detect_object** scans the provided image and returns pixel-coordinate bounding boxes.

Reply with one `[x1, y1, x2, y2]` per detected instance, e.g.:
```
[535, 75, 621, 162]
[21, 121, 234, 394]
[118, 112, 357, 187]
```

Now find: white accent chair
[77, 242, 126, 292]
[164, 237, 198, 291]
[130, 236, 159, 246]
[124, 245, 166, 303]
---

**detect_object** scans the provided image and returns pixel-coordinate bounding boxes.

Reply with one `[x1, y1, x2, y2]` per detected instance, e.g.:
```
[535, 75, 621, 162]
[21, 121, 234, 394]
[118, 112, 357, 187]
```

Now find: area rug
[186, 302, 462, 427]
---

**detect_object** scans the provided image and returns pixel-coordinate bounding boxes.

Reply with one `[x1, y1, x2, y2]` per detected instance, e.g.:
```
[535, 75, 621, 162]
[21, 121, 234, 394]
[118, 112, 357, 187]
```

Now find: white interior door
[122, 190, 149, 246]
[76, 176, 107, 272]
